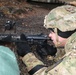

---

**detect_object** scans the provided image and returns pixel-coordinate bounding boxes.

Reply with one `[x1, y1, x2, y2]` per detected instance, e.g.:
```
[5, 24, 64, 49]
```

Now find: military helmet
[44, 5, 76, 32]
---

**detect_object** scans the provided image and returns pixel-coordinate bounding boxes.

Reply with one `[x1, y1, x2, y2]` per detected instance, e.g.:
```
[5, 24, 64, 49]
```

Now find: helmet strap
[54, 28, 61, 47]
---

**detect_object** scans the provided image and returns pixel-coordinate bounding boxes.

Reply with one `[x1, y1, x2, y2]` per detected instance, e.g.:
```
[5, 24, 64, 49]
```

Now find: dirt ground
[0, 0, 63, 75]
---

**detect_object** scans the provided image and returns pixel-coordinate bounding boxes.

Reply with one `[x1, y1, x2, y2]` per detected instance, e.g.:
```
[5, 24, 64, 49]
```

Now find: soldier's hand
[15, 34, 31, 57]
[36, 43, 57, 59]
[70, 1, 76, 6]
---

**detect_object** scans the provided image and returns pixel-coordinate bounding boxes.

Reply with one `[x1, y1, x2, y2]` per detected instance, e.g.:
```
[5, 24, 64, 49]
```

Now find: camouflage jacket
[22, 32, 76, 75]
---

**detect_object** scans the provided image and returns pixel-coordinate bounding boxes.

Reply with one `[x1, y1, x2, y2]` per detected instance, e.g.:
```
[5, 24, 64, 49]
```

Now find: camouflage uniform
[22, 5, 76, 75]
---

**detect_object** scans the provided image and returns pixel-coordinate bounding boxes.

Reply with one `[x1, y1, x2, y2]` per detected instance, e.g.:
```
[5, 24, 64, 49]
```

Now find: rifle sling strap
[28, 65, 46, 75]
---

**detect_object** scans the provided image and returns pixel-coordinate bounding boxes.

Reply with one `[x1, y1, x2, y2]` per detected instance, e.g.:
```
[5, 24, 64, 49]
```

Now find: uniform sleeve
[22, 52, 47, 75]
[46, 50, 76, 75]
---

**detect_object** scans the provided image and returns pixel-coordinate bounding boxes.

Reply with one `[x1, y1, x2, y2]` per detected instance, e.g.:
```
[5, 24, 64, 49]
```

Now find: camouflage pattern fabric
[54, 47, 65, 61]
[65, 32, 76, 53]
[22, 53, 44, 71]
[44, 5, 76, 32]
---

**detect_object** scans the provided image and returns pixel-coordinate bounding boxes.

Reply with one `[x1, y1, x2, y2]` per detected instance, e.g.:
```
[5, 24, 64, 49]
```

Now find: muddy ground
[0, 0, 63, 75]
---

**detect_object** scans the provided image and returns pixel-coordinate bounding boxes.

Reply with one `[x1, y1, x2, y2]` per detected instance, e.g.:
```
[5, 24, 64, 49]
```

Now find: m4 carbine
[0, 33, 57, 59]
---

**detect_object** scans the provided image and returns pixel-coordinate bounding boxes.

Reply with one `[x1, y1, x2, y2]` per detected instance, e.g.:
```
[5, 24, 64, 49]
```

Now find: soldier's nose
[49, 33, 52, 38]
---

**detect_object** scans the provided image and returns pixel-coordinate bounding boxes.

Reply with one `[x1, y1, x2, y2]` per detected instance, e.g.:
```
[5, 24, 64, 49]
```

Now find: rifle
[0, 33, 50, 42]
[0, 33, 57, 59]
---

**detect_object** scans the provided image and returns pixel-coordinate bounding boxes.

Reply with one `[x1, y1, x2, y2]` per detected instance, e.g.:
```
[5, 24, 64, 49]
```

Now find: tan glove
[70, 1, 76, 6]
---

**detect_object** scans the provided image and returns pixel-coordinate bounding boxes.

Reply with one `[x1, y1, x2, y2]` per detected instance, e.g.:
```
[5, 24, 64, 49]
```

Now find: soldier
[16, 4, 76, 75]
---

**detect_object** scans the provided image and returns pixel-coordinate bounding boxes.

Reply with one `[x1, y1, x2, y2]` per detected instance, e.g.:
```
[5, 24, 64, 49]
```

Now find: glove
[15, 34, 31, 57]
[44, 44, 57, 56]
[36, 43, 57, 59]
